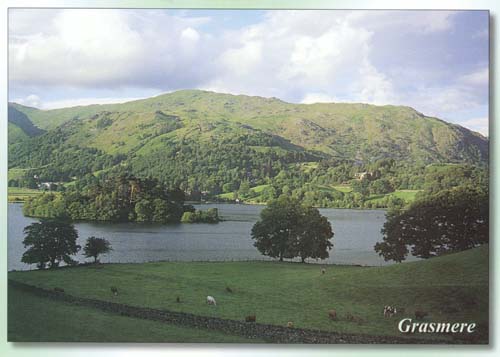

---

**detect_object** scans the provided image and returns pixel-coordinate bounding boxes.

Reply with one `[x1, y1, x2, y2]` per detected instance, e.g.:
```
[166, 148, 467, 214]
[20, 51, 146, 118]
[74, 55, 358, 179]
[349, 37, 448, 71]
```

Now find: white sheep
[206, 295, 217, 306]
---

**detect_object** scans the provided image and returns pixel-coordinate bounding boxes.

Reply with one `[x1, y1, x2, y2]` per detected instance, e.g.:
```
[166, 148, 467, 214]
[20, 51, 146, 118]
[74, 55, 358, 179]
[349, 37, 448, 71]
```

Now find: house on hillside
[354, 172, 373, 181]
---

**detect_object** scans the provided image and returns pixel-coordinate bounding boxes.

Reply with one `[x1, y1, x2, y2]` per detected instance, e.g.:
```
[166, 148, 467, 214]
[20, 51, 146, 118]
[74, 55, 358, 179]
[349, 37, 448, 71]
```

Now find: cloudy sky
[9, 9, 489, 135]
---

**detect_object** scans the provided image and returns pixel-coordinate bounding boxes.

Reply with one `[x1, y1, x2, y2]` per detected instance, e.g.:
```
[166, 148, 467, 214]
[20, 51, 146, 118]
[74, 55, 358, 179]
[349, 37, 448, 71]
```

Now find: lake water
[8, 203, 396, 271]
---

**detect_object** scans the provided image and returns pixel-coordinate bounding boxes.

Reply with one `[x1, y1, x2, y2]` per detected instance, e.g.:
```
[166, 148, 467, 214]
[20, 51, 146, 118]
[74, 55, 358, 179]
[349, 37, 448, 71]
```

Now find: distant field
[8, 168, 30, 181]
[332, 185, 353, 193]
[8, 187, 44, 203]
[217, 192, 235, 200]
[9, 245, 489, 343]
[366, 190, 420, 204]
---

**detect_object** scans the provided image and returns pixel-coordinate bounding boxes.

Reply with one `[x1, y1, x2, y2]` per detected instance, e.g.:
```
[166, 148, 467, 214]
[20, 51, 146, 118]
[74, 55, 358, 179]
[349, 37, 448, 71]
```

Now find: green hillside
[7, 104, 45, 146]
[10, 90, 488, 163]
[8, 90, 488, 208]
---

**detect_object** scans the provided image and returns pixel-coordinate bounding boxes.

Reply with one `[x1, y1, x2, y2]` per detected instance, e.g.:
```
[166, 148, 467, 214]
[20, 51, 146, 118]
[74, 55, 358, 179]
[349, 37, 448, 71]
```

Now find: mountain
[8, 104, 45, 144]
[8, 90, 488, 207]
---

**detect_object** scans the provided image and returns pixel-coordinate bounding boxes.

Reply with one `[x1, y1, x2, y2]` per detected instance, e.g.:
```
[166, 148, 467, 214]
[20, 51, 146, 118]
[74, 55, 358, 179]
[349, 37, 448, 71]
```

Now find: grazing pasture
[8, 245, 488, 342]
[8, 287, 261, 342]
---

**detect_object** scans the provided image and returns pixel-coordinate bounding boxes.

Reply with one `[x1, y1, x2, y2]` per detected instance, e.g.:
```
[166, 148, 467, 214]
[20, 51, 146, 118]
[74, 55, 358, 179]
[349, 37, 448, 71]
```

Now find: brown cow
[328, 309, 337, 321]
[245, 314, 256, 322]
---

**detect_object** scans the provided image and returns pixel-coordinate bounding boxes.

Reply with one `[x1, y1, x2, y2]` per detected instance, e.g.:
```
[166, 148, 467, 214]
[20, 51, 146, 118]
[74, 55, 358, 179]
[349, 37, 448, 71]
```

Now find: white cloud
[13, 94, 154, 109]
[41, 96, 152, 109]
[181, 27, 200, 42]
[9, 9, 215, 89]
[301, 93, 340, 104]
[461, 117, 489, 136]
[206, 10, 399, 105]
[14, 94, 42, 108]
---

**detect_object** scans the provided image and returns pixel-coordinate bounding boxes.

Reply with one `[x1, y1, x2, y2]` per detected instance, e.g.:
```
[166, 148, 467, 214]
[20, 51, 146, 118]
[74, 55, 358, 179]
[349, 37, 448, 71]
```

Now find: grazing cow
[110, 286, 118, 296]
[176, 296, 181, 303]
[321, 268, 326, 275]
[206, 295, 217, 306]
[226, 286, 233, 293]
[383, 305, 397, 317]
[245, 314, 256, 322]
[328, 309, 337, 321]
[414, 310, 428, 320]
[287, 321, 294, 328]
[54, 287, 64, 293]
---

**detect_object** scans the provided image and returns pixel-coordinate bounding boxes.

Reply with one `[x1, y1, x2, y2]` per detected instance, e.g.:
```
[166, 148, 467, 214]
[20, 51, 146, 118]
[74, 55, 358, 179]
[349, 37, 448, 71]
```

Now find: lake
[8, 203, 399, 271]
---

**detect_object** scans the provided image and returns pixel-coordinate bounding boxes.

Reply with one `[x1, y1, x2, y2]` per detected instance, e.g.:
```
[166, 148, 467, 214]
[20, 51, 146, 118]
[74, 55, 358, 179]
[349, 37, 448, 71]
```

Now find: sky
[8, 9, 489, 135]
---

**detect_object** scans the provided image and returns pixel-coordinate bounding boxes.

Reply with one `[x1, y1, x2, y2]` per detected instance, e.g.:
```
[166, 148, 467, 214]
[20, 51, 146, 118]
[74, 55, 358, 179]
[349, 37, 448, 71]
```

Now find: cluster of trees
[22, 220, 112, 269]
[181, 208, 220, 223]
[9, 115, 488, 211]
[9, 128, 125, 182]
[128, 130, 317, 196]
[22, 175, 218, 224]
[251, 196, 334, 262]
[375, 165, 489, 262]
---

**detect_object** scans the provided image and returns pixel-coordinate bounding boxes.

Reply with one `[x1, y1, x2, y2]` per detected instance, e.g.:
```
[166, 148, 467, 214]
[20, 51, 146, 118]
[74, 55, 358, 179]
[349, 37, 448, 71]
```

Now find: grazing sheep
[54, 287, 64, 293]
[176, 296, 181, 303]
[287, 321, 294, 328]
[206, 295, 217, 306]
[110, 286, 118, 296]
[383, 305, 397, 317]
[328, 309, 337, 321]
[245, 314, 256, 322]
[321, 268, 326, 275]
[414, 310, 428, 320]
[226, 286, 233, 293]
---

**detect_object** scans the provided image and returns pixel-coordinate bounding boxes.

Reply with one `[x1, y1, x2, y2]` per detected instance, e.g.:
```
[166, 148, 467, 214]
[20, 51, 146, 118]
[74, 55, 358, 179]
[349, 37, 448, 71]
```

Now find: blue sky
[8, 9, 489, 135]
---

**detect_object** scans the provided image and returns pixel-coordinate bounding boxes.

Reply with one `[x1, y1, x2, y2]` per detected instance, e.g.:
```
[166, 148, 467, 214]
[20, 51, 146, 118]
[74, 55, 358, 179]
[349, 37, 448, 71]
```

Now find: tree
[83, 236, 112, 263]
[351, 179, 370, 196]
[293, 206, 334, 262]
[251, 196, 334, 262]
[370, 178, 394, 195]
[22, 220, 80, 269]
[135, 199, 154, 222]
[374, 187, 488, 262]
[238, 180, 251, 198]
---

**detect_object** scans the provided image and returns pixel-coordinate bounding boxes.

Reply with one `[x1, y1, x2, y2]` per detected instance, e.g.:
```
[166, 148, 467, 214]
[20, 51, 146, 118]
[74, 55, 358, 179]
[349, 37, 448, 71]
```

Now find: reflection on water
[8, 203, 401, 271]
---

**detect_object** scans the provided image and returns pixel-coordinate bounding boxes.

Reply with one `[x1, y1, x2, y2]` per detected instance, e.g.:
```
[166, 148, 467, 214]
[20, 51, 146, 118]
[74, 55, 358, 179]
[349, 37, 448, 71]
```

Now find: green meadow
[8, 245, 489, 343]
[8, 187, 45, 203]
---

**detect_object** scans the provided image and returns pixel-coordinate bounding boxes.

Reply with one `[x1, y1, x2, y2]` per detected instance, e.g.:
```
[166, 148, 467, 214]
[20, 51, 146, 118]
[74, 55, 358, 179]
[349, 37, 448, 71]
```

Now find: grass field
[8, 287, 261, 343]
[332, 185, 353, 193]
[8, 245, 489, 343]
[366, 190, 421, 204]
[7, 187, 44, 203]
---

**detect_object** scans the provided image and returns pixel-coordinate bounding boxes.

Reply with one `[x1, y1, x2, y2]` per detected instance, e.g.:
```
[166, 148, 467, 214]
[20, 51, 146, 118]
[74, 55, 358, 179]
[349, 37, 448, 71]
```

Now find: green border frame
[1, 1, 497, 356]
